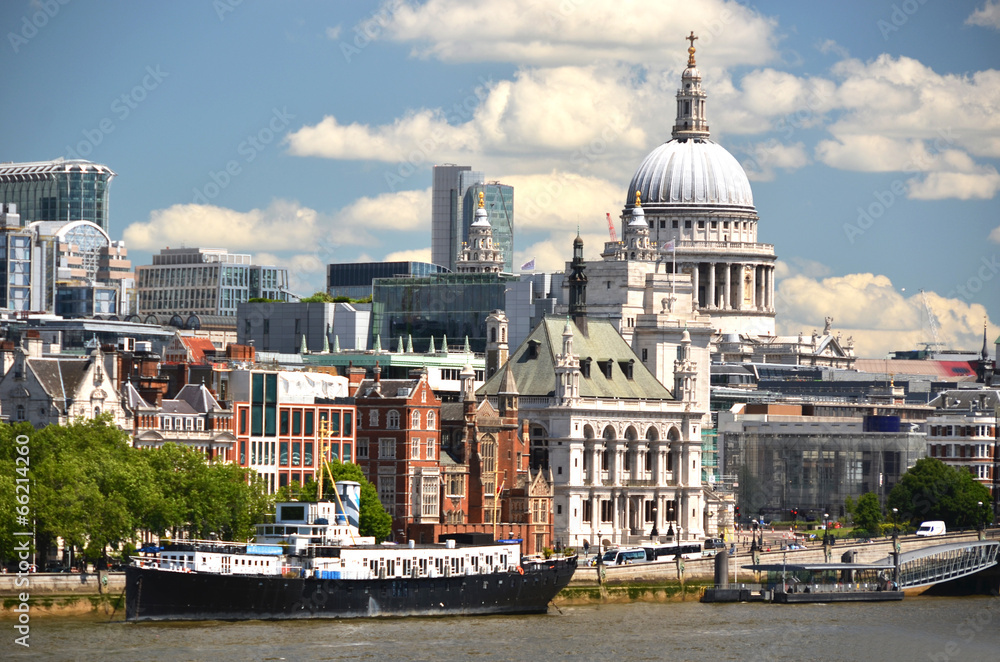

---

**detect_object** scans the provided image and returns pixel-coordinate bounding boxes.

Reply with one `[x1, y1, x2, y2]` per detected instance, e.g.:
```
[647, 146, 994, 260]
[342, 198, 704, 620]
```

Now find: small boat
[125, 481, 576, 621]
[702, 561, 904, 603]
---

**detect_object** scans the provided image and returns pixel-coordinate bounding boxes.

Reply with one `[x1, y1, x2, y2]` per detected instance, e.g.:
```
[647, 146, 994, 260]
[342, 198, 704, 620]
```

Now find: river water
[7, 596, 1000, 661]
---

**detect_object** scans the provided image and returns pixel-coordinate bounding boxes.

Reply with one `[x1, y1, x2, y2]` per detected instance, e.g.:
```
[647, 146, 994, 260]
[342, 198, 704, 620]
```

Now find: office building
[0, 158, 115, 232]
[461, 182, 514, 274]
[135, 247, 290, 317]
[237, 301, 371, 353]
[326, 261, 448, 301]
[431, 164, 473, 270]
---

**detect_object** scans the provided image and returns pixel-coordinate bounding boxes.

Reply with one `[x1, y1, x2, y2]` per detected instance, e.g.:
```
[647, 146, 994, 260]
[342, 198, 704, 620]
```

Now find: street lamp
[891, 508, 898, 537]
[978, 501, 985, 539]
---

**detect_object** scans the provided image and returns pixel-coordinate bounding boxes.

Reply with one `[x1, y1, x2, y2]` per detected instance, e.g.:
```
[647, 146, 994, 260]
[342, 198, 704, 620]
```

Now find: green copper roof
[478, 316, 674, 401]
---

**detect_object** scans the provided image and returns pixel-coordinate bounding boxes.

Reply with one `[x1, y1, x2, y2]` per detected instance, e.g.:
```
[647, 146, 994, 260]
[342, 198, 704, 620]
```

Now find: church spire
[672, 31, 710, 141]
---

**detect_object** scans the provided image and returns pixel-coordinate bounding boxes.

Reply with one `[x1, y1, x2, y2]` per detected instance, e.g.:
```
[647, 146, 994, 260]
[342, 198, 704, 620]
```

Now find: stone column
[691, 263, 700, 308]
[750, 264, 758, 311]
[723, 263, 731, 310]
[707, 262, 716, 309]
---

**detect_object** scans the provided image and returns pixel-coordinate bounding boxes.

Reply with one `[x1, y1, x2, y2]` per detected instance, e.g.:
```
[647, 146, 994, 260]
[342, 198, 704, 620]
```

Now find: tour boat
[125, 481, 576, 621]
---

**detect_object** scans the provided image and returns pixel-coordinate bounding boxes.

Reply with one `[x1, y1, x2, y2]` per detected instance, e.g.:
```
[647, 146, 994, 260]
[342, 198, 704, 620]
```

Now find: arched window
[583, 424, 595, 439]
[426, 411, 435, 430]
[387, 410, 400, 429]
[411, 410, 421, 430]
[369, 409, 379, 428]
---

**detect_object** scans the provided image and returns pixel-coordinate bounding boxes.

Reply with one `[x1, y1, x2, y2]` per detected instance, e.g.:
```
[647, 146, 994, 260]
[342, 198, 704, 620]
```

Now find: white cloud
[384, 247, 432, 263]
[741, 140, 808, 181]
[817, 39, 849, 59]
[990, 226, 1000, 243]
[123, 199, 345, 252]
[383, 0, 779, 67]
[967, 0, 1000, 29]
[907, 167, 1000, 200]
[775, 270, 998, 358]
[325, 25, 342, 39]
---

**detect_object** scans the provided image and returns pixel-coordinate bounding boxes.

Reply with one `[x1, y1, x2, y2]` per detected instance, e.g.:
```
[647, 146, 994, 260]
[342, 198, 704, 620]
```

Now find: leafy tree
[853, 492, 883, 537]
[888, 457, 992, 529]
[300, 291, 336, 303]
[319, 460, 392, 541]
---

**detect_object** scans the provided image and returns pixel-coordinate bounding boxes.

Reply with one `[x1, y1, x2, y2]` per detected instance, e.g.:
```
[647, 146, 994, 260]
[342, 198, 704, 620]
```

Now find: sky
[2, 0, 999, 359]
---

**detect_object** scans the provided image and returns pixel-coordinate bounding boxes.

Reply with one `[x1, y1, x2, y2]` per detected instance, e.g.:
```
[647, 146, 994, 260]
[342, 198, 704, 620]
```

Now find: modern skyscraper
[0, 158, 115, 232]
[430, 164, 473, 270]
[462, 182, 514, 274]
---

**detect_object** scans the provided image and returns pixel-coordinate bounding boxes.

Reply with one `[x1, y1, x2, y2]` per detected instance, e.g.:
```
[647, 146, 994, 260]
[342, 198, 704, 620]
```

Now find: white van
[915, 521, 946, 536]
[600, 548, 649, 566]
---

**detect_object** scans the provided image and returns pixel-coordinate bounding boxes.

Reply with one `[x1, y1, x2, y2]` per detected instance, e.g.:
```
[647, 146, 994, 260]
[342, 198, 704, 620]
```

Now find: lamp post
[650, 505, 658, 541]
[823, 512, 831, 562]
[978, 501, 985, 540]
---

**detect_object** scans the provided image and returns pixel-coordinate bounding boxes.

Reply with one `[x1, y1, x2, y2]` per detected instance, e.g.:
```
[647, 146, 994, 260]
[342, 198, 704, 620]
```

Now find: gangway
[876, 540, 1000, 590]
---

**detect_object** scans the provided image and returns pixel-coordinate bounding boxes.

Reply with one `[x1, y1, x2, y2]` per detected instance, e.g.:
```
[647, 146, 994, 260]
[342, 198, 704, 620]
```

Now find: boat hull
[125, 559, 576, 622]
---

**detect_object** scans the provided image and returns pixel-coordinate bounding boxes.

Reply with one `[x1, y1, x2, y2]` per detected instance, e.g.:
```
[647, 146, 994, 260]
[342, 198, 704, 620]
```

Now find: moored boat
[125, 481, 576, 621]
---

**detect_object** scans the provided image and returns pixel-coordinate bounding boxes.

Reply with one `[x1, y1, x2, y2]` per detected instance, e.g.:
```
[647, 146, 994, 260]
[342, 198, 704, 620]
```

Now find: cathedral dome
[627, 139, 754, 210]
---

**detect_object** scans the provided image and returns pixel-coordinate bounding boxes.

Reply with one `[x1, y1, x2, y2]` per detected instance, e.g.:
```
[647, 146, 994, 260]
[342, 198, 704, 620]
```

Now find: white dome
[627, 139, 754, 210]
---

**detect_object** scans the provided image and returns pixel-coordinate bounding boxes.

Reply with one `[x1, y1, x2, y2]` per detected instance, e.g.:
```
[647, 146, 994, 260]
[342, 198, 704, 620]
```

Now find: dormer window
[581, 358, 592, 378]
[527, 340, 540, 359]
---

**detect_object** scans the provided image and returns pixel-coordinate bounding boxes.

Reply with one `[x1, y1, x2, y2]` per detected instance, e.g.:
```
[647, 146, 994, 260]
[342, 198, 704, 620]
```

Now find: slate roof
[354, 378, 418, 399]
[175, 383, 225, 412]
[478, 316, 673, 401]
[29, 356, 95, 404]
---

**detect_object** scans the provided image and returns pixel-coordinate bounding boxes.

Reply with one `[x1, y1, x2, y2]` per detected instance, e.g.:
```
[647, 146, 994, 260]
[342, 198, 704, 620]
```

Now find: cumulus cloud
[123, 199, 344, 252]
[740, 140, 808, 181]
[775, 270, 998, 358]
[907, 168, 1000, 200]
[991, 226, 1000, 243]
[384, 247, 432, 263]
[381, 0, 779, 67]
[967, 0, 1000, 29]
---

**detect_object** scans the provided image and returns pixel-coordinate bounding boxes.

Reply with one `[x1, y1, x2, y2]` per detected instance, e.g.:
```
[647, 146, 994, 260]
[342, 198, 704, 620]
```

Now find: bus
[642, 544, 702, 562]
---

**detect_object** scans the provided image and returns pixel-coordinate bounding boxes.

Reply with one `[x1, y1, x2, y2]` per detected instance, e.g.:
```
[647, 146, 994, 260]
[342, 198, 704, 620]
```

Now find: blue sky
[2, 0, 999, 357]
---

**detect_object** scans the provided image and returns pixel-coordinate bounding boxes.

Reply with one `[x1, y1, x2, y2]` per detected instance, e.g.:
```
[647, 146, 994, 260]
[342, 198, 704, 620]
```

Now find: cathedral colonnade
[684, 261, 775, 313]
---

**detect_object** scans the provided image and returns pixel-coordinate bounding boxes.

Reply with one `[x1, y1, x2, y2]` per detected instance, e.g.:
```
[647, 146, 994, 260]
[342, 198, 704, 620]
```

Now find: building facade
[431, 164, 474, 270]
[327, 261, 448, 301]
[926, 390, 998, 495]
[136, 247, 290, 317]
[0, 158, 115, 232]
[230, 369, 355, 493]
[237, 301, 372, 353]
[461, 182, 514, 274]
[352, 370, 443, 539]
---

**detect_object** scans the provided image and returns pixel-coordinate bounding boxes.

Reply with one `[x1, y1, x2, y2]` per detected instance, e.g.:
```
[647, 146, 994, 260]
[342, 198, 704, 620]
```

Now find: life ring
[517, 566, 524, 575]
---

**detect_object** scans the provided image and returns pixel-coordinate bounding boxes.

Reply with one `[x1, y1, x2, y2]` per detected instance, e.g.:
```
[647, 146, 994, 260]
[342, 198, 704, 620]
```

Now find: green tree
[318, 459, 392, 541]
[844, 495, 856, 519]
[300, 291, 335, 303]
[887, 457, 993, 529]
[853, 492, 883, 537]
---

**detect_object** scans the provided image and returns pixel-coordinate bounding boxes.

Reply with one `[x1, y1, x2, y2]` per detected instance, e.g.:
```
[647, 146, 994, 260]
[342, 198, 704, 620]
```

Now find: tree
[853, 492, 883, 537]
[300, 291, 335, 303]
[888, 457, 993, 529]
[319, 460, 392, 541]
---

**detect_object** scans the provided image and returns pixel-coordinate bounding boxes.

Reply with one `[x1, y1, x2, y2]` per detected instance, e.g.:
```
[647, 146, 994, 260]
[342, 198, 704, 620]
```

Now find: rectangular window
[280, 442, 289, 466]
[582, 500, 592, 522]
[292, 442, 301, 466]
[305, 411, 314, 436]
[412, 438, 420, 460]
[427, 438, 435, 460]
[344, 412, 353, 435]
[421, 477, 438, 517]
[379, 438, 395, 459]
[378, 476, 395, 508]
[342, 442, 352, 462]
[304, 442, 313, 467]
[600, 499, 613, 523]
[357, 439, 369, 459]
[292, 410, 301, 435]
[280, 410, 289, 435]
[240, 441, 246, 465]
[239, 409, 247, 435]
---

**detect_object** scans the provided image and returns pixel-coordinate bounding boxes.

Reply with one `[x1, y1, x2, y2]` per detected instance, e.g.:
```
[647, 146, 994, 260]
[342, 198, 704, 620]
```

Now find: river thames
[7, 596, 1000, 661]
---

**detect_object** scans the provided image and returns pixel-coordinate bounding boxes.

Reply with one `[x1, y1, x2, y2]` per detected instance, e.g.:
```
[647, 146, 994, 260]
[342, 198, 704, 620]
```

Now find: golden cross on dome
[686, 31, 698, 66]
[635, 190, 642, 207]
[478, 191, 485, 208]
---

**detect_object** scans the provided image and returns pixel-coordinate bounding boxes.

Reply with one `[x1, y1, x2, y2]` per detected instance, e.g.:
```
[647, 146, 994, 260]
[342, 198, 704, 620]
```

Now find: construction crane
[920, 289, 944, 352]
[606, 213, 617, 242]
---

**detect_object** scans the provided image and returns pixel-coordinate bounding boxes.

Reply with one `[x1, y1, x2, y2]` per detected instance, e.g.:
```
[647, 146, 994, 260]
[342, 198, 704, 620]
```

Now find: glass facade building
[371, 272, 519, 353]
[136, 247, 290, 316]
[462, 183, 514, 274]
[327, 261, 449, 300]
[0, 159, 115, 231]
[431, 165, 473, 270]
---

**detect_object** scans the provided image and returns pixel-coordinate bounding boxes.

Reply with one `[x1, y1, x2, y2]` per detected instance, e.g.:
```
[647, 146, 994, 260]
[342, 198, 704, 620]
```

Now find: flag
[520, 258, 535, 271]
[660, 240, 676, 253]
